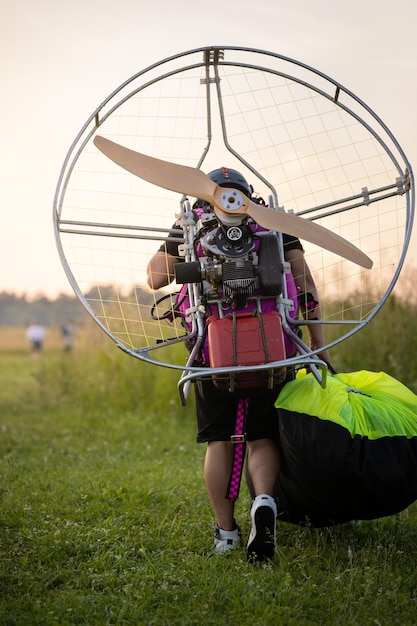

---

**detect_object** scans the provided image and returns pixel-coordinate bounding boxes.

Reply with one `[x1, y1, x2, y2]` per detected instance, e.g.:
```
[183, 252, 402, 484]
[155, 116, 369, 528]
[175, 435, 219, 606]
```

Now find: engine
[174, 206, 283, 308]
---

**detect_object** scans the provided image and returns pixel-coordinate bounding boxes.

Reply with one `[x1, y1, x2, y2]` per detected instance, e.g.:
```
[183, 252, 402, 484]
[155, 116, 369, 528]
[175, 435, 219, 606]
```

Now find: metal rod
[58, 228, 183, 242]
[298, 190, 405, 221]
[59, 219, 177, 233]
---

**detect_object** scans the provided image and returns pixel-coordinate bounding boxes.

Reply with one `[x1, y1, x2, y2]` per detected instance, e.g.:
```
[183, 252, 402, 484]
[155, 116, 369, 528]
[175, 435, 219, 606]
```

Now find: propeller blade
[244, 199, 373, 269]
[94, 135, 373, 268]
[93, 136, 217, 201]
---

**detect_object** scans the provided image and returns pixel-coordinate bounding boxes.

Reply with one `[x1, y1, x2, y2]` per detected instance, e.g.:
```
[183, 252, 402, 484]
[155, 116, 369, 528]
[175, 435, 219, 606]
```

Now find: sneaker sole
[247, 505, 276, 563]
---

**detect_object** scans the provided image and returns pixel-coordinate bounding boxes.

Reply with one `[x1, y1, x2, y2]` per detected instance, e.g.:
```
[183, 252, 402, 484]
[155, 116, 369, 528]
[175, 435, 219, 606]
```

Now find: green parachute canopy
[275, 370, 417, 527]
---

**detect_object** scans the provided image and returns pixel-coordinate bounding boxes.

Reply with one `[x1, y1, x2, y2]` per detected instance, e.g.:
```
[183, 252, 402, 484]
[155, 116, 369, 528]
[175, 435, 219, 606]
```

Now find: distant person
[60, 319, 75, 352]
[26, 321, 46, 357]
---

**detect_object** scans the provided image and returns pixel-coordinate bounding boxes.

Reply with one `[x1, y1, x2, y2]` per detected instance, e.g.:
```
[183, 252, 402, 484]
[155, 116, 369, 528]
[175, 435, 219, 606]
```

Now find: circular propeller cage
[54, 46, 414, 389]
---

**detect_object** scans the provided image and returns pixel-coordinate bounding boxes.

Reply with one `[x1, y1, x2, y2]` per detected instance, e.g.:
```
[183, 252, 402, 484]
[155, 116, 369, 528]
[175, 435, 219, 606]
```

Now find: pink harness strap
[226, 397, 250, 501]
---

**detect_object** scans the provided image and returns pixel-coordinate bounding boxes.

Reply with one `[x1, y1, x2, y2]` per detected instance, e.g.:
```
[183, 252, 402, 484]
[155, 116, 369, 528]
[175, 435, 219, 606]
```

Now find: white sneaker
[212, 523, 241, 554]
[247, 494, 277, 563]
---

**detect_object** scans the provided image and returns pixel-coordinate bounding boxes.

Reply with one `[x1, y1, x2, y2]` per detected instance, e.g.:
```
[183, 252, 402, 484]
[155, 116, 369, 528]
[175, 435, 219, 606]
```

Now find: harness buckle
[230, 434, 246, 444]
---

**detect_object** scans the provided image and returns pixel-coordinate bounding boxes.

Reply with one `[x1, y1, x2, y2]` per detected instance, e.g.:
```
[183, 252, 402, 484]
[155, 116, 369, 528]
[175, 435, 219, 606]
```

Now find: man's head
[207, 167, 252, 198]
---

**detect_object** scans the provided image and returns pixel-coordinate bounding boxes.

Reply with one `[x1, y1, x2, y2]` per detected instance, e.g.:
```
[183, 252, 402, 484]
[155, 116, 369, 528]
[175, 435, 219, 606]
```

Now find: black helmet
[208, 167, 252, 197]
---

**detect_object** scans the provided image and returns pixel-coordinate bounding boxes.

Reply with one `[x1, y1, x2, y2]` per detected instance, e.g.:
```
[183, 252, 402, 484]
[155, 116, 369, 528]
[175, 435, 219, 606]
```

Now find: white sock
[253, 493, 277, 514]
[218, 527, 239, 539]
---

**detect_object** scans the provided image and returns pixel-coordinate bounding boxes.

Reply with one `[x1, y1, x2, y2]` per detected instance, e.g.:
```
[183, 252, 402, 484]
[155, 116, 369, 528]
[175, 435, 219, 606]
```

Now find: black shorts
[194, 377, 291, 443]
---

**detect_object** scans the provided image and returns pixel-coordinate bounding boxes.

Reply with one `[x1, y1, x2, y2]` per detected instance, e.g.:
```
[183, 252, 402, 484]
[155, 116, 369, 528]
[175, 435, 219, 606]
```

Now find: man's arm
[146, 250, 180, 290]
[285, 248, 331, 365]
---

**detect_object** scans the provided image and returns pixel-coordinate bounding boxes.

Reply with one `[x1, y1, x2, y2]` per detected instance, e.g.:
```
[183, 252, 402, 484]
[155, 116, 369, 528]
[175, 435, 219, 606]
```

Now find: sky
[1, 0, 416, 299]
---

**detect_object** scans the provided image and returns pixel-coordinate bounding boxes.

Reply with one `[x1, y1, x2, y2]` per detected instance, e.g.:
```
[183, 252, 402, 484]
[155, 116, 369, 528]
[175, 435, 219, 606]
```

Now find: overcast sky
[1, 0, 416, 298]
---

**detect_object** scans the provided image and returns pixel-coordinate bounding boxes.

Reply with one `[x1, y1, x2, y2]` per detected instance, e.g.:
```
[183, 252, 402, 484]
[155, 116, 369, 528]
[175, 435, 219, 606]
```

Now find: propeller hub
[219, 189, 245, 212]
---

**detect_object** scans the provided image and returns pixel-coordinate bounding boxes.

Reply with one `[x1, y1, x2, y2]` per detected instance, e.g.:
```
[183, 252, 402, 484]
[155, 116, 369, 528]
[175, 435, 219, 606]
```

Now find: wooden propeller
[93, 135, 373, 269]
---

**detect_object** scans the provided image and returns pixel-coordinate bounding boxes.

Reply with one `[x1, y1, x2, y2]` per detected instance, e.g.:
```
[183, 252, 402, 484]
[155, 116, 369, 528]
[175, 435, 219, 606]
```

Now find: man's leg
[204, 440, 242, 553]
[246, 438, 280, 496]
[246, 438, 280, 562]
[204, 440, 235, 530]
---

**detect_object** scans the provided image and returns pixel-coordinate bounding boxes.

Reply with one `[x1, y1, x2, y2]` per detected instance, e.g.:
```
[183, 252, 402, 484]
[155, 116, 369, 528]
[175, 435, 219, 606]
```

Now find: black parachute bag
[274, 370, 417, 527]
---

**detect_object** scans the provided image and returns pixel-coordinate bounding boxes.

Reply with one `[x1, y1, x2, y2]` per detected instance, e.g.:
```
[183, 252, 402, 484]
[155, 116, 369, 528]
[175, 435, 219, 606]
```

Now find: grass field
[1, 323, 417, 625]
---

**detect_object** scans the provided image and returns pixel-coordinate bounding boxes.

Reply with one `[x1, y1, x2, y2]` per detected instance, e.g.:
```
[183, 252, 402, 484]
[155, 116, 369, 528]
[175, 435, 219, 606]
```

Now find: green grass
[1, 326, 417, 625]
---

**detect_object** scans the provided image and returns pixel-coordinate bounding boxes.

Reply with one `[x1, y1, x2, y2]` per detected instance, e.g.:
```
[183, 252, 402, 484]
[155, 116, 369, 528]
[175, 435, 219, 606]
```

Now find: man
[147, 167, 330, 562]
[26, 320, 46, 357]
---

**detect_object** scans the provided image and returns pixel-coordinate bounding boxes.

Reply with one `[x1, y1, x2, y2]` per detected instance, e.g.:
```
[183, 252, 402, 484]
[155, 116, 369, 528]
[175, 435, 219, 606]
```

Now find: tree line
[0, 291, 87, 326]
[0, 285, 155, 327]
